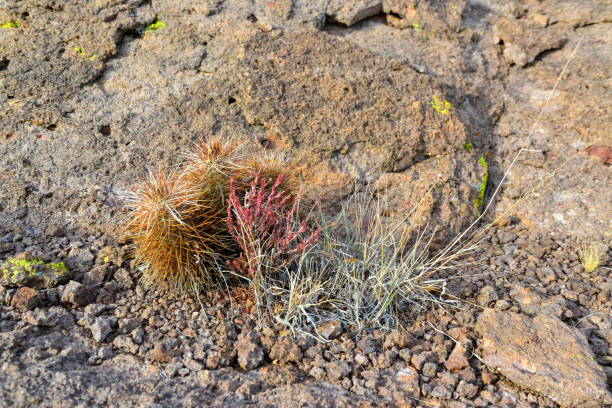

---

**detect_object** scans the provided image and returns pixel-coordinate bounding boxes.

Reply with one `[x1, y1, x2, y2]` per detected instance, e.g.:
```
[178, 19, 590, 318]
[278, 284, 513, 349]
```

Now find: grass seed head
[579, 242, 608, 273]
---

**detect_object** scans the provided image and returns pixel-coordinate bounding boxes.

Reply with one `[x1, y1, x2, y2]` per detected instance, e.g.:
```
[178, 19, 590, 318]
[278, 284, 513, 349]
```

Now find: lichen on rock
[1, 252, 70, 289]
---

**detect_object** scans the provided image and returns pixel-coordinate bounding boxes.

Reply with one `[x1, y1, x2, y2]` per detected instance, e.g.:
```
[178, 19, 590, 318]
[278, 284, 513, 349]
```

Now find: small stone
[357, 336, 379, 354]
[317, 320, 343, 340]
[165, 361, 183, 378]
[477, 285, 498, 306]
[45, 224, 63, 237]
[309, 366, 325, 380]
[396, 367, 420, 398]
[430, 383, 453, 399]
[113, 335, 139, 354]
[510, 286, 543, 315]
[411, 352, 429, 370]
[533, 14, 548, 27]
[24, 306, 74, 327]
[445, 340, 472, 372]
[218, 379, 239, 392]
[398, 348, 412, 362]
[236, 335, 264, 370]
[66, 247, 95, 271]
[113, 268, 133, 290]
[98, 346, 113, 360]
[236, 381, 261, 400]
[149, 343, 173, 363]
[355, 353, 369, 366]
[118, 317, 140, 334]
[11, 286, 41, 311]
[83, 303, 107, 316]
[61, 280, 95, 307]
[90, 316, 113, 342]
[132, 327, 144, 345]
[439, 371, 459, 387]
[183, 358, 204, 371]
[84, 264, 108, 286]
[326, 360, 351, 380]
[456, 380, 479, 399]
[536, 267, 556, 283]
[269, 337, 302, 364]
[384, 329, 411, 349]
[422, 361, 438, 377]
[494, 299, 511, 310]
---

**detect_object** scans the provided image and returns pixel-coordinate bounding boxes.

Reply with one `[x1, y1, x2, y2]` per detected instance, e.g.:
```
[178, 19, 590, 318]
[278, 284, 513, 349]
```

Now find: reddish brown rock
[11, 287, 41, 311]
[317, 320, 343, 341]
[238, 30, 484, 236]
[149, 344, 173, 364]
[584, 144, 612, 165]
[396, 367, 420, 399]
[475, 309, 612, 408]
[444, 339, 472, 372]
[237, 335, 264, 370]
[269, 337, 303, 364]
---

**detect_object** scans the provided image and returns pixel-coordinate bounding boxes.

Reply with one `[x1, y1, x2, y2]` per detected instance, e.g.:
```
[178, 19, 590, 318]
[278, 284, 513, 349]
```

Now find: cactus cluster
[124, 137, 293, 293]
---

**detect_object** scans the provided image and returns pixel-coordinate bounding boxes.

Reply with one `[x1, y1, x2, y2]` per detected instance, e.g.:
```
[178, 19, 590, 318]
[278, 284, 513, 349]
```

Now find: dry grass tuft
[229, 191, 478, 338]
[579, 242, 608, 273]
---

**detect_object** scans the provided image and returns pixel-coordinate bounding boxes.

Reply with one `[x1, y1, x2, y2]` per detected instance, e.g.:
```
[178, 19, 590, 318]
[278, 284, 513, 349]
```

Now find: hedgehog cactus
[124, 137, 295, 293]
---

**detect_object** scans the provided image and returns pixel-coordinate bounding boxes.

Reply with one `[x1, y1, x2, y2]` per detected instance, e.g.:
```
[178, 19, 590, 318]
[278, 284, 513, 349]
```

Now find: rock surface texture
[1, 0, 611, 407]
[476, 308, 612, 408]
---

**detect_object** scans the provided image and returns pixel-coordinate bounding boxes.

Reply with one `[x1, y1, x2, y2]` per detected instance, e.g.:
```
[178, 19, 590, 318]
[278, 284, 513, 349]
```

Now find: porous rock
[475, 308, 612, 408]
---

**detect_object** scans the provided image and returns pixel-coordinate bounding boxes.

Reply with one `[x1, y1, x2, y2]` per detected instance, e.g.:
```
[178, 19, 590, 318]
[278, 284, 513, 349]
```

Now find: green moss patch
[473, 155, 489, 210]
[431, 96, 454, 115]
[0, 20, 20, 28]
[145, 19, 166, 33]
[1, 256, 69, 288]
[74, 46, 97, 61]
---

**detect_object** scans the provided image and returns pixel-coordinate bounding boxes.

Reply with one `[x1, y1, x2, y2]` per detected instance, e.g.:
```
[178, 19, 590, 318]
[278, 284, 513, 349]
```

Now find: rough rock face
[475, 308, 612, 408]
[327, 0, 382, 26]
[0, 0, 156, 130]
[383, 0, 467, 35]
[1, 0, 611, 407]
[238, 30, 484, 235]
[491, 2, 612, 240]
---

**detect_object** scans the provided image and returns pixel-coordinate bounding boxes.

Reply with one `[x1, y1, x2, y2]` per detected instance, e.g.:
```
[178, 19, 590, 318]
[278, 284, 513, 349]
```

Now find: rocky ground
[0, 0, 611, 407]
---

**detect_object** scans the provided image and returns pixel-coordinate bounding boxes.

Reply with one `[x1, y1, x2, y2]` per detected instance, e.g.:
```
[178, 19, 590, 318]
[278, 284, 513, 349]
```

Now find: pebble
[90, 316, 113, 342]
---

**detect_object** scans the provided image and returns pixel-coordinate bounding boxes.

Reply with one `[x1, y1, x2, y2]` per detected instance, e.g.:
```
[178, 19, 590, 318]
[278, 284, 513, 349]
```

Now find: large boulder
[237, 30, 486, 235]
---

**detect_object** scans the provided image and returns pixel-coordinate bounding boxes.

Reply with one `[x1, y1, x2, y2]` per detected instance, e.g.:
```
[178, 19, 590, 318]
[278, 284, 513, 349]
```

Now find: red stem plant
[226, 174, 320, 279]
